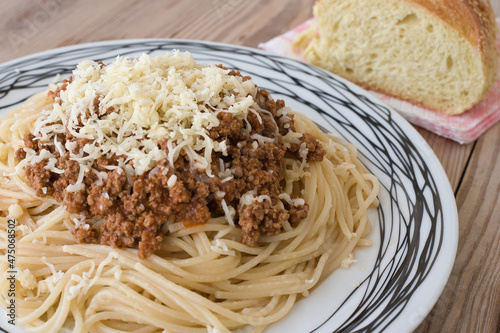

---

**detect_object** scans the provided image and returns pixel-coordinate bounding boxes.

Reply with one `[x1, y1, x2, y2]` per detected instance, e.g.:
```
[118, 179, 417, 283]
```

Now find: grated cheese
[239, 190, 272, 207]
[281, 129, 302, 148]
[17, 224, 30, 236]
[220, 176, 233, 183]
[38, 257, 64, 294]
[220, 199, 235, 227]
[250, 133, 275, 144]
[25, 51, 271, 190]
[214, 190, 225, 199]
[17, 269, 37, 290]
[210, 239, 235, 256]
[278, 192, 305, 207]
[298, 142, 309, 160]
[167, 174, 178, 187]
[8, 203, 23, 219]
[340, 253, 358, 269]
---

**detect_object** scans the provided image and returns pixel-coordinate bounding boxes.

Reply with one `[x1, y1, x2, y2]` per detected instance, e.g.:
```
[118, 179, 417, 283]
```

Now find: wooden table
[1, 1, 499, 332]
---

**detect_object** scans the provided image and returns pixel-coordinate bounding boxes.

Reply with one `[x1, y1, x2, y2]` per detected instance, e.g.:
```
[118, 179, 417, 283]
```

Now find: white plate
[0, 40, 458, 333]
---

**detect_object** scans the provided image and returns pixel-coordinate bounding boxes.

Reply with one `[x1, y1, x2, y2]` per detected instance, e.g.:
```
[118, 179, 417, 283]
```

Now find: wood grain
[416, 127, 475, 190]
[0, 0, 499, 332]
[493, 0, 500, 16]
[415, 121, 500, 333]
[0, 0, 315, 63]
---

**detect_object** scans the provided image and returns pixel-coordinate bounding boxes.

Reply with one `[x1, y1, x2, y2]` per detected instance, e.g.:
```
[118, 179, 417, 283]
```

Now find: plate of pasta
[0, 40, 458, 333]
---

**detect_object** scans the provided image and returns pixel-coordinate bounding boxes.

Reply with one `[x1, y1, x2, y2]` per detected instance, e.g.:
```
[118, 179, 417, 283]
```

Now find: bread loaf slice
[294, 0, 498, 115]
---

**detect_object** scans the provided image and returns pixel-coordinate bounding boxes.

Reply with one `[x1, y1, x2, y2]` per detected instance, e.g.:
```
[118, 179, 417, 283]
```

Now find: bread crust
[307, 0, 498, 115]
[408, 0, 498, 99]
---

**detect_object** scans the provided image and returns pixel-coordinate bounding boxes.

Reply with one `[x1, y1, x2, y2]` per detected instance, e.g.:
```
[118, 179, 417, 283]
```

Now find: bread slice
[294, 0, 498, 115]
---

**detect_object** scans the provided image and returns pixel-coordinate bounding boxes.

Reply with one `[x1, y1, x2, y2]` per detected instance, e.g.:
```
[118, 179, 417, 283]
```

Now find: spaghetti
[0, 52, 379, 333]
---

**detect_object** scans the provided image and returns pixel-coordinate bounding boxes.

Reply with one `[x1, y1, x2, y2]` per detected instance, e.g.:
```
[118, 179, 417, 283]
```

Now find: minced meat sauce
[16, 68, 326, 259]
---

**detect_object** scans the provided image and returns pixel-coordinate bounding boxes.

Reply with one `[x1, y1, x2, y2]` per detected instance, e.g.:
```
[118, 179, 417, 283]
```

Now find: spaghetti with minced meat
[0, 51, 379, 333]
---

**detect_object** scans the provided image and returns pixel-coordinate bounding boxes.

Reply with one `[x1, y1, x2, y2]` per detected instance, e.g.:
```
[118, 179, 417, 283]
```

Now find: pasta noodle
[0, 55, 379, 333]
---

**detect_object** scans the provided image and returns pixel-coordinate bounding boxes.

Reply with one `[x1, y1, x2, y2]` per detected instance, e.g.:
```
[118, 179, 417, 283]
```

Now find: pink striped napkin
[259, 18, 500, 144]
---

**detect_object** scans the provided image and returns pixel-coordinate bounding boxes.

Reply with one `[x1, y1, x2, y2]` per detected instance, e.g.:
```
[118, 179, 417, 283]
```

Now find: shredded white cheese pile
[27, 51, 262, 190]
